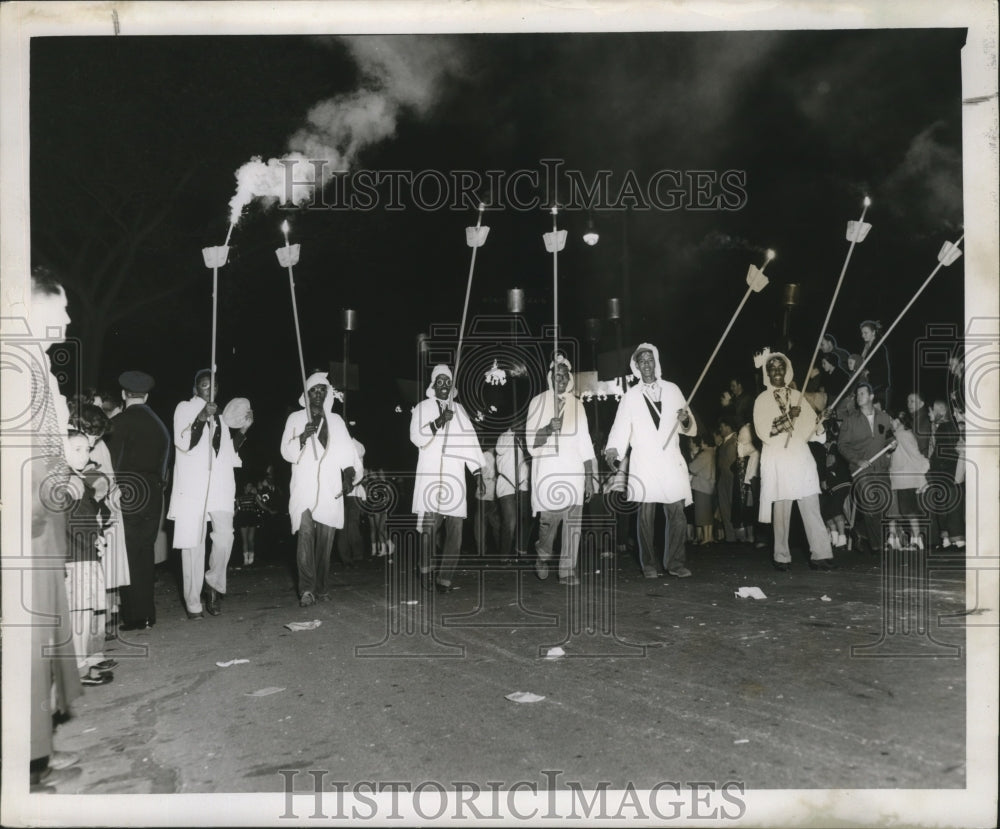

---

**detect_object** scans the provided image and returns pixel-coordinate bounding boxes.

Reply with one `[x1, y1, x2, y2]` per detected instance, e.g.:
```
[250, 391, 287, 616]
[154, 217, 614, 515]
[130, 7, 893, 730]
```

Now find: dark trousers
[336, 495, 365, 563]
[420, 512, 464, 586]
[497, 492, 531, 556]
[637, 500, 687, 574]
[929, 480, 965, 545]
[474, 498, 500, 555]
[717, 468, 737, 541]
[119, 503, 161, 625]
[852, 472, 889, 552]
[296, 509, 336, 596]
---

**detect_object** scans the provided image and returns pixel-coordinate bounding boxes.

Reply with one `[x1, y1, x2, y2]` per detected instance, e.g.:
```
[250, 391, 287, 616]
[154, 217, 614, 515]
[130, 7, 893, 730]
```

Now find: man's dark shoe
[772, 561, 791, 572]
[119, 619, 153, 631]
[809, 559, 839, 571]
[205, 586, 221, 615]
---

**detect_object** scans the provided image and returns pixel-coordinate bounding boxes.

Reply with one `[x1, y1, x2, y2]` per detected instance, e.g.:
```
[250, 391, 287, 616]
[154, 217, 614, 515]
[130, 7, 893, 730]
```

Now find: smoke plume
[228, 35, 464, 225]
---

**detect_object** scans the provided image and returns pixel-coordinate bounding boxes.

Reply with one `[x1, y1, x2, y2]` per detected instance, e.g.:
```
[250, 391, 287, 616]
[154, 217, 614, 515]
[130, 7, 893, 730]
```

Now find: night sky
[29, 29, 967, 474]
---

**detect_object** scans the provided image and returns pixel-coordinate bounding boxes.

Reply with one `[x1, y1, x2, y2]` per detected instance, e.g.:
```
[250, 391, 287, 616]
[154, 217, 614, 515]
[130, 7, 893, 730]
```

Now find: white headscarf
[298, 371, 342, 411]
[758, 351, 794, 391]
[630, 343, 662, 381]
[546, 354, 576, 395]
[425, 364, 453, 399]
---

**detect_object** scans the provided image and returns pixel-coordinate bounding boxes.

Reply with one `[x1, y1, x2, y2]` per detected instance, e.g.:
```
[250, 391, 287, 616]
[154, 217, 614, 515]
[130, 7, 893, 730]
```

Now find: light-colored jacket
[167, 397, 241, 548]
[409, 397, 485, 518]
[525, 387, 596, 514]
[281, 407, 360, 534]
[606, 380, 696, 505]
[495, 428, 530, 497]
[889, 428, 929, 491]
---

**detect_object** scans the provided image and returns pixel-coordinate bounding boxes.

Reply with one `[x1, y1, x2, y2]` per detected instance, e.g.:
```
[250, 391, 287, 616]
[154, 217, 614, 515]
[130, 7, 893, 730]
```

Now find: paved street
[44, 534, 969, 802]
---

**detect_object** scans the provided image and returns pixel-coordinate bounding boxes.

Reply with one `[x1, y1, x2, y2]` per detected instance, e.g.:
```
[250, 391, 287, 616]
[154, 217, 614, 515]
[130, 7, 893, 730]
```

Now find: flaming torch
[275, 220, 317, 458]
[542, 205, 568, 448]
[662, 248, 774, 449]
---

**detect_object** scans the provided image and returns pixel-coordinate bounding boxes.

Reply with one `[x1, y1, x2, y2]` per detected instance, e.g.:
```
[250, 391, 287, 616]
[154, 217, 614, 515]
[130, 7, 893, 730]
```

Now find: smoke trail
[881, 121, 962, 231]
[228, 35, 464, 225]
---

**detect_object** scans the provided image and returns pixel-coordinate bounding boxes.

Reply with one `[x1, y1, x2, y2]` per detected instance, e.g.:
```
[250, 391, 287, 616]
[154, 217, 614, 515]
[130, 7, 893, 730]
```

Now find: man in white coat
[410, 364, 485, 593]
[168, 370, 250, 618]
[281, 372, 361, 606]
[605, 344, 696, 579]
[752, 350, 834, 571]
[525, 356, 596, 586]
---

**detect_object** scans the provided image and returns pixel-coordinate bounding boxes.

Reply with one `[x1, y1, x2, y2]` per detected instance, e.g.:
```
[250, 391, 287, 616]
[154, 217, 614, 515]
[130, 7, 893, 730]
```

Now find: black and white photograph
[1, 1, 997, 826]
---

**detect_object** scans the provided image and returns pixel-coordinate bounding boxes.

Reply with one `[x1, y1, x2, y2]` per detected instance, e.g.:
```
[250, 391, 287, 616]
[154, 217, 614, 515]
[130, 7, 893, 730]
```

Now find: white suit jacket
[167, 397, 241, 548]
[410, 397, 485, 518]
[605, 381, 696, 505]
[281, 408, 361, 533]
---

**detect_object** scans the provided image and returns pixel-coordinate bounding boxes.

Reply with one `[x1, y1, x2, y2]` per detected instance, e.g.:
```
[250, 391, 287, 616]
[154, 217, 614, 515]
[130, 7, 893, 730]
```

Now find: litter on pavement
[736, 587, 767, 599]
[506, 691, 546, 703]
[284, 620, 322, 631]
[545, 647, 565, 660]
[245, 687, 285, 697]
[216, 658, 250, 667]
[735, 586, 768, 600]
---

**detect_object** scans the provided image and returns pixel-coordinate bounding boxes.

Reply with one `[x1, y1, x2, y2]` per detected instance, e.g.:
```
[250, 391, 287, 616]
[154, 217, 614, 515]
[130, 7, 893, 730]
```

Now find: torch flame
[863, 196, 872, 207]
[765, 249, 776, 261]
[281, 220, 291, 236]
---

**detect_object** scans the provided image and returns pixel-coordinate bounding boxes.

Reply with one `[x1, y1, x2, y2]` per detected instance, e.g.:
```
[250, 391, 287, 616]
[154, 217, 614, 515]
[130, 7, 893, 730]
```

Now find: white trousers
[772, 496, 833, 563]
[180, 510, 234, 612]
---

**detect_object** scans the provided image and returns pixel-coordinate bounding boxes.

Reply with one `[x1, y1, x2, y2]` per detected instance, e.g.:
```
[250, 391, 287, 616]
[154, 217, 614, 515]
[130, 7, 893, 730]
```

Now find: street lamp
[582, 218, 600, 246]
[608, 296, 625, 389]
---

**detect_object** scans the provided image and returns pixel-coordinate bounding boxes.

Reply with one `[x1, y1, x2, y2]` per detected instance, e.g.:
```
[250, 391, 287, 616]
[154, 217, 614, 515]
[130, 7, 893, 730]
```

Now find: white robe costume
[167, 395, 241, 549]
[280, 374, 361, 533]
[524, 363, 596, 514]
[605, 343, 696, 505]
[752, 351, 826, 523]
[410, 368, 485, 519]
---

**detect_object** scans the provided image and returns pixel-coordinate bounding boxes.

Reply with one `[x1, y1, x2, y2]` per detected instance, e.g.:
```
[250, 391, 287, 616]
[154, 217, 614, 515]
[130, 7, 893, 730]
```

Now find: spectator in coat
[837, 382, 894, 555]
[107, 371, 169, 630]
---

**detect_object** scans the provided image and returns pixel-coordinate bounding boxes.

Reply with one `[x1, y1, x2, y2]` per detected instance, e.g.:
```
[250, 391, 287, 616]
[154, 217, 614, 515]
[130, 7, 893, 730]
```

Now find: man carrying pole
[605, 344, 696, 579]
[752, 351, 835, 571]
[168, 370, 250, 618]
[526, 356, 596, 586]
[410, 365, 486, 593]
[281, 372, 361, 607]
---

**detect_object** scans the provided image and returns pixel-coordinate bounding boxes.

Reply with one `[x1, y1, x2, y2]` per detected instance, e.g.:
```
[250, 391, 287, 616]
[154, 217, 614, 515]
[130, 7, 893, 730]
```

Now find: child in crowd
[688, 434, 716, 546]
[64, 431, 114, 686]
[888, 410, 929, 551]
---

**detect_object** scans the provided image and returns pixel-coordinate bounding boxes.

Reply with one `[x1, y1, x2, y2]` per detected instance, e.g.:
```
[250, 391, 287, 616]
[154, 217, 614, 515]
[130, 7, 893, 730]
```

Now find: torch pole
[450, 204, 485, 412]
[550, 207, 560, 451]
[661, 253, 774, 450]
[851, 441, 896, 477]
[281, 232, 318, 460]
[827, 235, 965, 414]
[786, 198, 870, 445]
